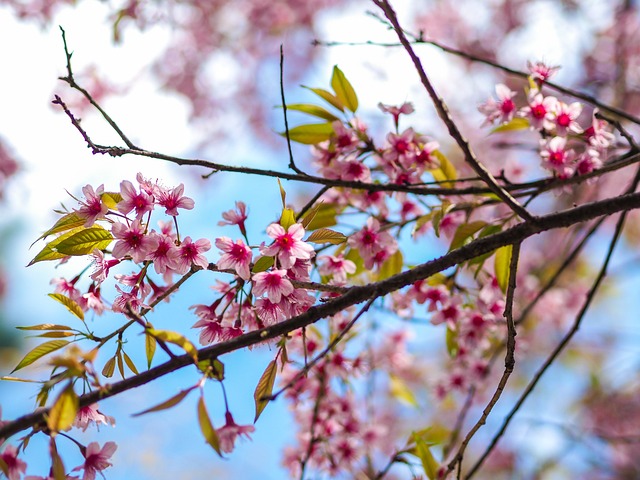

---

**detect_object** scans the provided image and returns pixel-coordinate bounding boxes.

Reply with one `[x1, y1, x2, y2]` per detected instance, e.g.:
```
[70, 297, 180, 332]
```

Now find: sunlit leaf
[28, 227, 84, 266]
[307, 228, 347, 245]
[277, 179, 286, 208]
[411, 433, 440, 480]
[282, 123, 334, 145]
[47, 384, 79, 433]
[494, 244, 513, 293]
[55, 226, 113, 256]
[280, 208, 296, 230]
[302, 86, 345, 112]
[305, 204, 338, 230]
[252, 255, 275, 273]
[12, 340, 70, 373]
[0, 376, 42, 383]
[197, 396, 222, 456]
[390, 374, 418, 407]
[116, 350, 125, 379]
[50, 439, 66, 480]
[378, 250, 403, 281]
[17, 324, 72, 331]
[284, 103, 340, 122]
[330, 65, 358, 112]
[432, 201, 455, 238]
[133, 386, 196, 416]
[448, 221, 487, 252]
[101, 356, 116, 378]
[254, 360, 277, 422]
[446, 327, 458, 358]
[145, 322, 156, 369]
[122, 350, 139, 375]
[48, 293, 84, 321]
[431, 151, 457, 188]
[198, 358, 225, 381]
[147, 329, 198, 362]
[33, 331, 75, 338]
[33, 212, 85, 245]
[100, 191, 122, 209]
[490, 117, 529, 133]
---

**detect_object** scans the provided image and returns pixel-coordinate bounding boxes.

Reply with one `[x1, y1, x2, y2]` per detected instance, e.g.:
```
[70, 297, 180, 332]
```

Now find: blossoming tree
[1, 0, 640, 478]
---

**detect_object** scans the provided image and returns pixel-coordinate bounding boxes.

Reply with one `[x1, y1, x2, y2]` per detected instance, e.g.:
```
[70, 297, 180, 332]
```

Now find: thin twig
[280, 45, 307, 175]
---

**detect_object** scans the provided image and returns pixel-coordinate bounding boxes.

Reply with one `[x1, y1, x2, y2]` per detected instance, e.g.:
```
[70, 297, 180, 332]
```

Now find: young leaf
[100, 191, 122, 209]
[133, 387, 196, 416]
[277, 178, 286, 208]
[145, 322, 156, 369]
[102, 356, 116, 378]
[412, 434, 440, 480]
[116, 350, 125, 379]
[304, 204, 338, 230]
[50, 439, 67, 480]
[282, 123, 334, 145]
[17, 324, 72, 331]
[122, 350, 139, 375]
[12, 340, 70, 373]
[284, 103, 340, 122]
[55, 226, 113, 256]
[33, 331, 75, 338]
[430, 151, 457, 188]
[252, 255, 275, 273]
[306, 228, 347, 245]
[448, 221, 487, 252]
[197, 396, 222, 456]
[28, 227, 84, 266]
[494, 244, 513, 293]
[446, 327, 458, 358]
[491, 117, 530, 133]
[279, 208, 296, 230]
[48, 293, 84, 321]
[147, 328, 198, 362]
[254, 360, 277, 422]
[389, 374, 418, 407]
[33, 212, 85, 245]
[302, 86, 345, 112]
[47, 384, 79, 433]
[330, 65, 358, 112]
[378, 250, 403, 281]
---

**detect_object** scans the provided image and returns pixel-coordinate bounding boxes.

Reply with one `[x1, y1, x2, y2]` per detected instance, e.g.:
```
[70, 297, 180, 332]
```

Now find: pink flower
[553, 101, 583, 136]
[218, 201, 248, 236]
[73, 404, 115, 431]
[584, 112, 614, 150]
[75, 184, 108, 227]
[111, 220, 158, 263]
[527, 60, 560, 82]
[318, 254, 356, 284]
[478, 84, 517, 126]
[174, 236, 211, 274]
[215, 237, 252, 280]
[347, 218, 397, 269]
[252, 269, 294, 303]
[82, 285, 106, 315]
[378, 102, 414, 127]
[72, 441, 117, 480]
[519, 90, 557, 131]
[540, 136, 576, 178]
[117, 180, 154, 218]
[254, 297, 285, 326]
[89, 249, 120, 284]
[216, 412, 255, 454]
[147, 232, 180, 274]
[156, 183, 194, 216]
[260, 223, 314, 270]
[0, 445, 27, 480]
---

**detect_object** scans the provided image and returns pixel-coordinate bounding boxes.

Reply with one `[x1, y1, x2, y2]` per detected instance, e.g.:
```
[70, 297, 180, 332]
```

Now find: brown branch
[3, 191, 640, 441]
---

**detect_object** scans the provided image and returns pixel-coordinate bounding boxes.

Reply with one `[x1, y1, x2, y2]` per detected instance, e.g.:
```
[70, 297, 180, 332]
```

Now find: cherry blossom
[252, 269, 294, 303]
[260, 223, 314, 269]
[478, 83, 517, 126]
[540, 136, 576, 178]
[553, 101, 583, 136]
[155, 183, 194, 216]
[519, 90, 557, 130]
[215, 237, 252, 280]
[216, 412, 255, 454]
[527, 60, 560, 82]
[218, 201, 248, 236]
[174, 236, 211, 274]
[75, 184, 108, 227]
[72, 441, 117, 480]
[0, 444, 27, 480]
[73, 404, 115, 431]
[111, 220, 158, 263]
[117, 179, 154, 218]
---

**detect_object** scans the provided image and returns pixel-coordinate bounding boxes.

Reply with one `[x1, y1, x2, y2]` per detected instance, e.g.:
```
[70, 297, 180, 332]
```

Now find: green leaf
[145, 322, 156, 369]
[280, 208, 296, 230]
[50, 439, 66, 480]
[101, 356, 116, 378]
[390, 374, 418, 407]
[100, 191, 122, 209]
[17, 324, 72, 331]
[412, 433, 440, 480]
[123, 350, 139, 375]
[307, 228, 347, 245]
[282, 123, 335, 145]
[432, 201, 455, 238]
[330, 66, 358, 112]
[252, 255, 275, 273]
[491, 117, 530, 133]
[12, 340, 70, 373]
[284, 103, 340, 122]
[198, 358, 225, 381]
[446, 327, 458, 358]
[55, 226, 113, 256]
[448, 221, 487, 252]
[33, 212, 86, 245]
[147, 329, 198, 362]
[431, 151, 457, 188]
[48, 293, 85, 321]
[33, 331, 75, 338]
[494, 244, 513, 293]
[413, 212, 434, 236]
[254, 360, 277, 422]
[378, 249, 403, 281]
[116, 350, 125, 379]
[305, 204, 338, 230]
[302, 86, 345, 112]
[47, 384, 78, 433]
[197, 396, 222, 456]
[277, 179, 286, 208]
[28, 227, 85, 266]
[133, 386, 195, 416]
